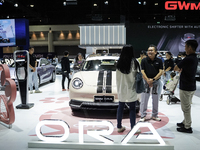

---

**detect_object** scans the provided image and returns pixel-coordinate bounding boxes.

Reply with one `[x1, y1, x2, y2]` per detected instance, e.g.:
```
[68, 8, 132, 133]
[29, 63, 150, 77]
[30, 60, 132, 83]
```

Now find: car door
[38, 58, 51, 83]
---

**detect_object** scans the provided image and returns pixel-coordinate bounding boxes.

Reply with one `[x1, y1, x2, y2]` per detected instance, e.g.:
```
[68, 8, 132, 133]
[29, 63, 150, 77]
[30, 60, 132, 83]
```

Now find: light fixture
[31, 32, 37, 40]
[143, 1, 146, 5]
[14, 3, 18, 7]
[76, 30, 80, 39]
[67, 30, 72, 39]
[155, 3, 158, 5]
[93, 3, 97, 6]
[30, 4, 34, 7]
[63, 2, 67, 6]
[59, 31, 65, 39]
[7, 16, 9, 18]
[40, 32, 44, 38]
[104, 1, 108, 5]
[138, 1, 141, 5]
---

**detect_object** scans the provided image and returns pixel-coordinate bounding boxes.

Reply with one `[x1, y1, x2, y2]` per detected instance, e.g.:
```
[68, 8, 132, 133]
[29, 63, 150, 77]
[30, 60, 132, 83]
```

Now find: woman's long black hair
[116, 45, 139, 74]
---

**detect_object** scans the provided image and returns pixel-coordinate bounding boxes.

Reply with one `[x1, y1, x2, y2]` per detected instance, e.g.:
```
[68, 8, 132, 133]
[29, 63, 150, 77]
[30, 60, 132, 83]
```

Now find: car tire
[37, 75, 40, 87]
[50, 72, 56, 82]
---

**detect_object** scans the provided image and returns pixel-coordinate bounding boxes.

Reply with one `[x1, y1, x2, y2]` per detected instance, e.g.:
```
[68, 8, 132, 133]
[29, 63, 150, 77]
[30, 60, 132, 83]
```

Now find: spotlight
[143, 1, 146, 5]
[30, 5, 34, 7]
[138, 1, 141, 5]
[63, 2, 67, 6]
[104, 1, 108, 5]
[14, 3, 18, 7]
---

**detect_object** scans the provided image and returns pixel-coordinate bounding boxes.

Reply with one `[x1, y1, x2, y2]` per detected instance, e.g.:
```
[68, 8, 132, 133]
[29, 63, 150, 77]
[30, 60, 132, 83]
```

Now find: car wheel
[50, 72, 56, 82]
[37, 75, 40, 87]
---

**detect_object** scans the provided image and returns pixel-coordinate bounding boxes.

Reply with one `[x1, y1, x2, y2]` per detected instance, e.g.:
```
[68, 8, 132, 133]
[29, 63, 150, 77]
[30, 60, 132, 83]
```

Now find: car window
[82, 59, 117, 71]
[40, 58, 50, 66]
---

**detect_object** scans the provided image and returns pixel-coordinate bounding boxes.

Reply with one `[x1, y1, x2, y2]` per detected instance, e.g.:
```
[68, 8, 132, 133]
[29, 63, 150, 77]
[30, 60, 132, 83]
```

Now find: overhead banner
[127, 23, 200, 56]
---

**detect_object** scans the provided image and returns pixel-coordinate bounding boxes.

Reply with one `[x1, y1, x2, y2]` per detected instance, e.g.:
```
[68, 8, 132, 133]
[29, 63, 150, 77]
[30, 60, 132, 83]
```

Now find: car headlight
[72, 78, 83, 89]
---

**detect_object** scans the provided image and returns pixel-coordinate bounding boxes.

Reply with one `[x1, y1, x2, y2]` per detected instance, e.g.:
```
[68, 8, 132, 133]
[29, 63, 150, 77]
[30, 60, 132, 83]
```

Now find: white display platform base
[28, 141, 174, 150]
[0, 121, 12, 129]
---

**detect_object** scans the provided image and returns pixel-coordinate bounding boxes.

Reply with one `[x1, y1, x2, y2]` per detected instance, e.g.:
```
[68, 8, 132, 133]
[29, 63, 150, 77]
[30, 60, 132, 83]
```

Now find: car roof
[86, 53, 119, 61]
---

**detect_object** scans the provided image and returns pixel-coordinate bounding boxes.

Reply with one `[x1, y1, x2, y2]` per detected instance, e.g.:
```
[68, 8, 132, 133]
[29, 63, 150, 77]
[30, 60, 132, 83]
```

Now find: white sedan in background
[69, 53, 140, 112]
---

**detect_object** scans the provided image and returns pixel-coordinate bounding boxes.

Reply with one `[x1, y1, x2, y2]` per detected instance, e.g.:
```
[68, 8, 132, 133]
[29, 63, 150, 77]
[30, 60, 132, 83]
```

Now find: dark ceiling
[0, 0, 200, 25]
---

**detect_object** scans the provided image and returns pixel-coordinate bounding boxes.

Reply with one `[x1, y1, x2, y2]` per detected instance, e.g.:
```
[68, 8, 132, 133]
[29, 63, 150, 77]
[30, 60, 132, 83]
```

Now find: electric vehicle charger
[14, 50, 34, 109]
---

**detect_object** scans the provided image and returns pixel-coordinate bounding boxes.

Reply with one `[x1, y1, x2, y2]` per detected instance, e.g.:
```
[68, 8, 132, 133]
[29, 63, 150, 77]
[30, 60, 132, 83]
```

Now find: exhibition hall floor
[0, 75, 200, 150]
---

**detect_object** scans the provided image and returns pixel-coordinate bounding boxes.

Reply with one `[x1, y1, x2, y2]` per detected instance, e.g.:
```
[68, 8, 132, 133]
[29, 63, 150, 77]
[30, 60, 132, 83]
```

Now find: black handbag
[134, 59, 145, 94]
[63, 71, 69, 76]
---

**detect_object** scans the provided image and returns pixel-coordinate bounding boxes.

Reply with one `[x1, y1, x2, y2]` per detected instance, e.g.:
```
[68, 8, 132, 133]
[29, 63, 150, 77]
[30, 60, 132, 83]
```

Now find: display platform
[28, 141, 174, 150]
[0, 75, 200, 150]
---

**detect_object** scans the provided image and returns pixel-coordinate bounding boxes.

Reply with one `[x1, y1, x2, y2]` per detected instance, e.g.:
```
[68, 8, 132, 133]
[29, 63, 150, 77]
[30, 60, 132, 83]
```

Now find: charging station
[14, 50, 34, 109]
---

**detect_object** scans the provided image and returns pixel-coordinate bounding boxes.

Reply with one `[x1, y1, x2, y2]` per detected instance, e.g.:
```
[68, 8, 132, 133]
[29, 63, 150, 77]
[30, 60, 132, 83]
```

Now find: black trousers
[62, 72, 71, 89]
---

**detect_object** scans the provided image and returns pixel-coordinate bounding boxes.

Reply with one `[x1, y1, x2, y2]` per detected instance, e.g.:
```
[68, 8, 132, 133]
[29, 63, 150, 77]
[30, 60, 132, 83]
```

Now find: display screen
[0, 19, 16, 46]
[127, 23, 200, 56]
[0, 18, 28, 47]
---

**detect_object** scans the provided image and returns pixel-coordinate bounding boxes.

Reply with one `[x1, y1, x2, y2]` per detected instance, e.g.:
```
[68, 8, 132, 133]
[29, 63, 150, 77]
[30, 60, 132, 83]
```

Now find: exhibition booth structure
[0, 64, 16, 129]
[78, 24, 126, 56]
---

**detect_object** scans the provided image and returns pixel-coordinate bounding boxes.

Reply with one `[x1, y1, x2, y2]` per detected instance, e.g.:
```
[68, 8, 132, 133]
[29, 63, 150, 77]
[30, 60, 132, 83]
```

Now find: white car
[69, 53, 140, 112]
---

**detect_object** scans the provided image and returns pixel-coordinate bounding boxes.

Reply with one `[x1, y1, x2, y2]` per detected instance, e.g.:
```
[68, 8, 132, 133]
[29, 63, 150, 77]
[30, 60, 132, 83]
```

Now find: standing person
[27, 47, 42, 94]
[163, 52, 174, 84]
[174, 53, 182, 65]
[61, 51, 72, 91]
[74, 53, 84, 70]
[137, 50, 146, 65]
[181, 52, 187, 59]
[174, 40, 198, 133]
[116, 45, 140, 132]
[53, 55, 58, 64]
[157, 53, 164, 63]
[139, 44, 163, 122]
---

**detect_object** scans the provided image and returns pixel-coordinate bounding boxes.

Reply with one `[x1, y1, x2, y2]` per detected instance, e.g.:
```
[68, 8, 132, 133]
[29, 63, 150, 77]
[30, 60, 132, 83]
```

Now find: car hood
[74, 71, 116, 86]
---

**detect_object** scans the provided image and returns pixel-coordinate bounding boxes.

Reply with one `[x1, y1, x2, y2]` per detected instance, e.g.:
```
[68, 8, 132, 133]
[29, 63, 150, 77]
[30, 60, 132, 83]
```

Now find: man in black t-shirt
[28, 47, 42, 94]
[139, 44, 163, 122]
[174, 40, 198, 133]
[61, 51, 72, 91]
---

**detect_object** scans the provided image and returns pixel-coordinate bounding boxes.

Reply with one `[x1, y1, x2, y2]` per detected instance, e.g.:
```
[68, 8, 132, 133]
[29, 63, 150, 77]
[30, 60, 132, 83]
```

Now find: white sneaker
[118, 126, 126, 132]
[135, 129, 141, 134]
[30, 91, 33, 94]
[151, 116, 161, 121]
[139, 117, 146, 122]
[35, 90, 42, 93]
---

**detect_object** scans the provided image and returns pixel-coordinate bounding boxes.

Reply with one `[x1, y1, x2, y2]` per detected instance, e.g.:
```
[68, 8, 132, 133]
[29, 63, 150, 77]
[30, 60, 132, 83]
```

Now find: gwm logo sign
[165, 1, 200, 10]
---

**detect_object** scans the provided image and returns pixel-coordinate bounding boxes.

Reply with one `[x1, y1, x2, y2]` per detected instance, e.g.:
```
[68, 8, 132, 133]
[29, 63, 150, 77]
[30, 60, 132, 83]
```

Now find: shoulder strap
[133, 58, 141, 72]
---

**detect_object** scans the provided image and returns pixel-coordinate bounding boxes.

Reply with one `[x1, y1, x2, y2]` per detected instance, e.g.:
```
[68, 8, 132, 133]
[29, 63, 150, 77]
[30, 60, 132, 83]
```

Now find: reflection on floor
[0, 75, 200, 150]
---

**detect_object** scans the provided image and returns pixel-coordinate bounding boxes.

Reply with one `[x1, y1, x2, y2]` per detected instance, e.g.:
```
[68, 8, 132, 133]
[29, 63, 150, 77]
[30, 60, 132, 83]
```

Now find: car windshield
[82, 59, 117, 71]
